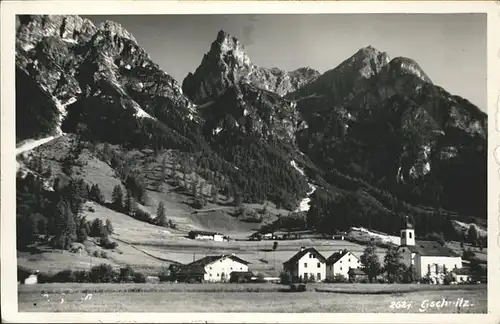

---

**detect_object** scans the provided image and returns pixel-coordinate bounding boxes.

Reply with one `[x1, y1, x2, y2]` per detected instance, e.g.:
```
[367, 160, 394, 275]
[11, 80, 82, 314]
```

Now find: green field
[18, 283, 487, 313]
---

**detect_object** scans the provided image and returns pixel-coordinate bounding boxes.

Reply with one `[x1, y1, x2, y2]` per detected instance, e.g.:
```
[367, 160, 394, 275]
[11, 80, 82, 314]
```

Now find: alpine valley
[15, 15, 487, 274]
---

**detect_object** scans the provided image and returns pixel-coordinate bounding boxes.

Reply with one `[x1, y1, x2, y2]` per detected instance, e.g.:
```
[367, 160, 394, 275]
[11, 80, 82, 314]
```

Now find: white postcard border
[1, 1, 499, 323]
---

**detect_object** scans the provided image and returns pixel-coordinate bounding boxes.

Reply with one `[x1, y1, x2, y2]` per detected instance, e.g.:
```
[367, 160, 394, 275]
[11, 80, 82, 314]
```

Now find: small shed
[348, 268, 368, 283]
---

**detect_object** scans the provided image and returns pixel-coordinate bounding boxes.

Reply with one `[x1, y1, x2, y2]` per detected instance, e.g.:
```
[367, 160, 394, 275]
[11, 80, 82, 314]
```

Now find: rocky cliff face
[15, 15, 197, 143]
[182, 30, 320, 105]
[200, 82, 304, 145]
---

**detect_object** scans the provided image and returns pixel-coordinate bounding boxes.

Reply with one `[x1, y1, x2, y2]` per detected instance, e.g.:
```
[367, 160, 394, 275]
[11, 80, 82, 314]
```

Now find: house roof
[182, 254, 250, 271]
[283, 247, 327, 265]
[326, 250, 352, 265]
[399, 241, 460, 257]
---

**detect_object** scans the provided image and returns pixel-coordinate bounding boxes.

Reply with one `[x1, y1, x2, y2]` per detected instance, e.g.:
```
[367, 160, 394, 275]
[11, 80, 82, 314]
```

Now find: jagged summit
[95, 20, 137, 44]
[384, 56, 432, 83]
[182, 31, 319, 104]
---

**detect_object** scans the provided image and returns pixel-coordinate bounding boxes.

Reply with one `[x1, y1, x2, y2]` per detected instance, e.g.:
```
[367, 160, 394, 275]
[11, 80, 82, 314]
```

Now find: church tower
[400, 216, 415, 246]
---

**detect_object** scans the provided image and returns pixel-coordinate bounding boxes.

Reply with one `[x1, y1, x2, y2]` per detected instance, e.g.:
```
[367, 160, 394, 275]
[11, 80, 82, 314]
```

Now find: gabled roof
[326, 250, 355, 265]
[283, 247, 326, 265]
[182, 254, 250, 272]
[399, 240, 460, 257]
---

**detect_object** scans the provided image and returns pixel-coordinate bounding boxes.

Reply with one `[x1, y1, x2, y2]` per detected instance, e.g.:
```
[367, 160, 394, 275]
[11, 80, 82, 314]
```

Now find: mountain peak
[210, 30, 251, 64]
[97, 20, 136, 43]
[385, 56, 432, 83]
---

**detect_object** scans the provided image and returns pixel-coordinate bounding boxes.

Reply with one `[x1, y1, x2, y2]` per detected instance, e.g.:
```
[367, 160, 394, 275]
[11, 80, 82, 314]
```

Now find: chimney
[300, 246, 306, 252]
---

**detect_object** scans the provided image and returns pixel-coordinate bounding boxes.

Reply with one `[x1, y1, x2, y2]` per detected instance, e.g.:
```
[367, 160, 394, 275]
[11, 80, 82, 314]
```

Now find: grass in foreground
[18, 283, 486, 313]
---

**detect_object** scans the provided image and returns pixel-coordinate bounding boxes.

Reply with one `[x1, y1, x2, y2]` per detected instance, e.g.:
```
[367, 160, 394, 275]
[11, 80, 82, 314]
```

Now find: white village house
[397, 220, 462, 283]
[283, 247, 327, 282]
[326, 249, 361, 280]
[188, 230, 225, 242]
[176, 254, 250, 283]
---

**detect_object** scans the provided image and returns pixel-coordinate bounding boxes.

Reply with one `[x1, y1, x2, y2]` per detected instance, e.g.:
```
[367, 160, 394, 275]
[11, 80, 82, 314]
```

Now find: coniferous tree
[77, 216, 88, 243]
[111, 185, 124, 211]
[124, 189, 133, 215]
[65, 210, 77, 247]
[210, 185, 218, 202]
[89, 184, 105, 204]
[467, 225, 478, 246]
[156, 202, 167, 227]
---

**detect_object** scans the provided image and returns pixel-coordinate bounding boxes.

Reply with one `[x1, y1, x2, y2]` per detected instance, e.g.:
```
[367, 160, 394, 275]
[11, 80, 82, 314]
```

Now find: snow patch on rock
[290, 160, 305, 176]
[62, 38, 78, 44]
[296, 183, 317, 212]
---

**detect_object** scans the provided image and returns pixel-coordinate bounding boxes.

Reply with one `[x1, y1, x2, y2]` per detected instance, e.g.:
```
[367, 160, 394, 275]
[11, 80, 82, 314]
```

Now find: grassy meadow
[18, 283, 487, 313]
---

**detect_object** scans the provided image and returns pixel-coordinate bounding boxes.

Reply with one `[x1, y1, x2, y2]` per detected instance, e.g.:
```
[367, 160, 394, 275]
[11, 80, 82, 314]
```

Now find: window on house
[304, 263, 308, 268]
[317, 263, 320, 268]
[401, 232, 405, 238]
[217, 273, 219, 277]
[409, 232, 412, 239]
[340, 267, 342, 271]
[402, 249, 405, 252]
[348, 258, 351, 262]
[317, 273, 321, 281]
[340, 260, 342, 263]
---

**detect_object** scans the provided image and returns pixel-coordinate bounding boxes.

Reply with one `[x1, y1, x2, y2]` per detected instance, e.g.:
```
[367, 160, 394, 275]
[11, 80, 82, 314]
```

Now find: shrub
[192, 197, 207, 209]
[120, 265, 135, 283]
[359, 279, 369, 284]
[52, 269, 76, 283]
[90, 264, 118, 283]
[100, 235, 118, 249]
[100, 251, 108, 259]
[37, 272, 53, 283]
[74, 270, 91, 283]
[332, 274, 348, 283]
[133, 272, 147, 283]
[420, 277, 432, 284]
[158, 267, 171, 282]
[443, 273, 455, 285]
[279, 271, 292, 285]
[93, 250, 100, 257]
